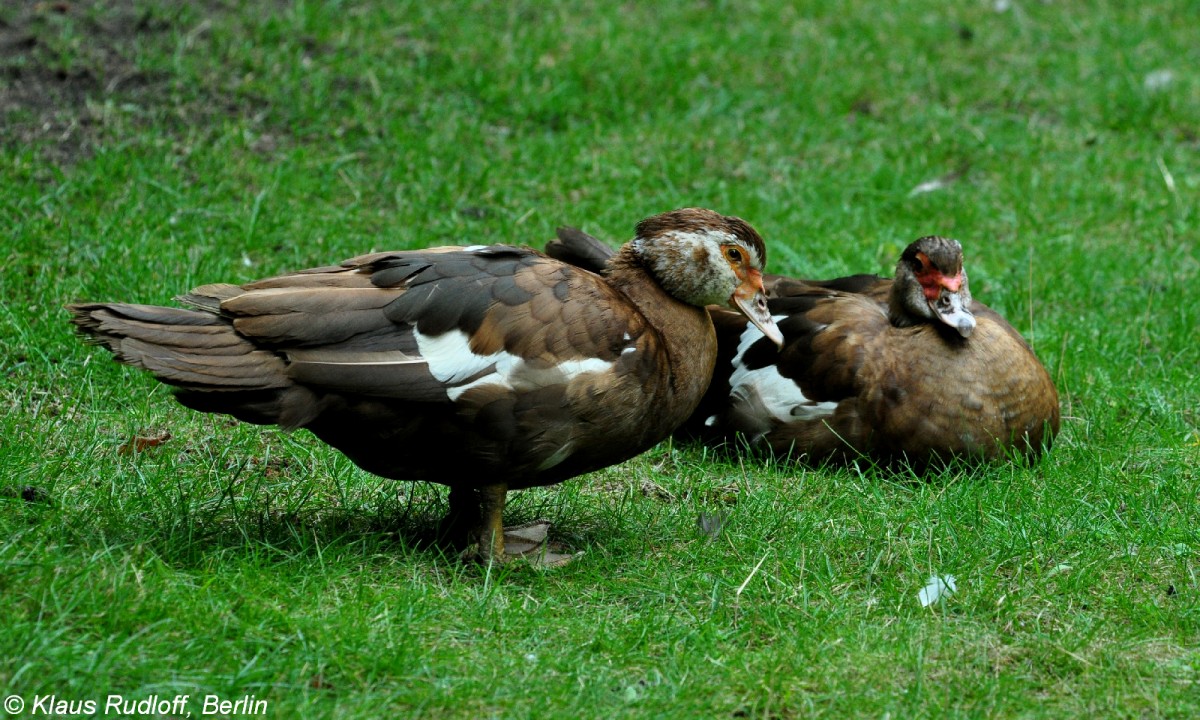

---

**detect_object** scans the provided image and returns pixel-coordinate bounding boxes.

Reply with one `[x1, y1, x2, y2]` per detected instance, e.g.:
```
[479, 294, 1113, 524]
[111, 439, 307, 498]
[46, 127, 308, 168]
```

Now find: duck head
[629, 208, 784, 347]
[890, 235, 976, 338]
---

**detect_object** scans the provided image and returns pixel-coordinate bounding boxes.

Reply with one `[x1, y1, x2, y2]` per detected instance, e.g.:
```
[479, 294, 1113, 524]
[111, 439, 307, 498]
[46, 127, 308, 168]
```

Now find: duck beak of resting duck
[932, 287, 976, 338]
[731, 270, 784, 348]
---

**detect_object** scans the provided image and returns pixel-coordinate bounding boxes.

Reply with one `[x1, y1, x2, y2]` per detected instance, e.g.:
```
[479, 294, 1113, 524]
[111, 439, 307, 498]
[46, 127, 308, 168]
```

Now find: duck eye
[725, 247, 743, 263]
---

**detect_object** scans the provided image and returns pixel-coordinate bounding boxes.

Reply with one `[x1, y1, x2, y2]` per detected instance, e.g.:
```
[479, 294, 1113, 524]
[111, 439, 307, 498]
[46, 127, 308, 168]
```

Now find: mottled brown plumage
[69, 208, 781, 562]
[546, 228, 1060, 468]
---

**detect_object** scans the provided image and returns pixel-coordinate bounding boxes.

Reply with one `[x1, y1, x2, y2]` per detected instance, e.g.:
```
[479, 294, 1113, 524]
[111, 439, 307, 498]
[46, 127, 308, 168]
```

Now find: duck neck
[608, 245, 717, 402]
[887, 280, 923, 328]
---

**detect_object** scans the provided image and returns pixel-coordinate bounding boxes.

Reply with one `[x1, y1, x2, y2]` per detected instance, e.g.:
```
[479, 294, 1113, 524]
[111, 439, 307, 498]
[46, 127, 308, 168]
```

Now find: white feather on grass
[918, 574, 957, 607]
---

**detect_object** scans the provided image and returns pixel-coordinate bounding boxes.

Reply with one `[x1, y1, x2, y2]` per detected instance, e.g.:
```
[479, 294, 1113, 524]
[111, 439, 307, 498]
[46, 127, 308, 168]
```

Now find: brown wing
[676, 283, 884, 453]
[720, 290, 889, 459]
[190, 247, 643, 399]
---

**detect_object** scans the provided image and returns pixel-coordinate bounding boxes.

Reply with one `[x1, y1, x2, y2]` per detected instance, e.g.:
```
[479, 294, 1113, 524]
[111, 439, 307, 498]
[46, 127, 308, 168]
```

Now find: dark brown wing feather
[68, 303, 292, 390]
[545, 227, 616, 275]
[766, 273, 889, 300]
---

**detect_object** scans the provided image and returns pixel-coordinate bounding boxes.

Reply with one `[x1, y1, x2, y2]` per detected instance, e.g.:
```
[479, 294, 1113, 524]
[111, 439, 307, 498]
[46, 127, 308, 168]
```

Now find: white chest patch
[726, 319, 837, 423]
[414, 328, 619, 402]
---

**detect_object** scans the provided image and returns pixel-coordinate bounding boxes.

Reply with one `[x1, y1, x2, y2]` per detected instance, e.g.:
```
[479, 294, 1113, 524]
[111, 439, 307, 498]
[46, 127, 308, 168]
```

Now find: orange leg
[477, 483, 508, 562]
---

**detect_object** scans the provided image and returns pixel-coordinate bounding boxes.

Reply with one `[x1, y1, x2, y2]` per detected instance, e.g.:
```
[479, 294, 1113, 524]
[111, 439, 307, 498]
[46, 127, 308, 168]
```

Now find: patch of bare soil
[0, 0, 243, 164]
[0, 1, 187, 163]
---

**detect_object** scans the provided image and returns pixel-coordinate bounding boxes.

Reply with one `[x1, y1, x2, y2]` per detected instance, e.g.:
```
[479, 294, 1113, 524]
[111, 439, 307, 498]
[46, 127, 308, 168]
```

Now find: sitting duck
[69, 208, 783, 563]
[547, 228, 1060, 468]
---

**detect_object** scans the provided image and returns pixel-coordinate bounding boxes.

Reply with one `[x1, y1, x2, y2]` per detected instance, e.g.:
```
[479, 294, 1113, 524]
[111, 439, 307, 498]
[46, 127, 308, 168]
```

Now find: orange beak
[730, 268, 784, 348]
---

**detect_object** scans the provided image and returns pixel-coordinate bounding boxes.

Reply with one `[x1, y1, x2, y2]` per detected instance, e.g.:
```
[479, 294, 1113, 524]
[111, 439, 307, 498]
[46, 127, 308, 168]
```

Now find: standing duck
[69, 208, 783, 563]
[547, 229, 1060, 468]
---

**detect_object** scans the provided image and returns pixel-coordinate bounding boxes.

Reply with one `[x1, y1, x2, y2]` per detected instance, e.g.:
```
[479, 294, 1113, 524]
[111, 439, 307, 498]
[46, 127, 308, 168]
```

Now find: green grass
[2, 0, 1199, 717]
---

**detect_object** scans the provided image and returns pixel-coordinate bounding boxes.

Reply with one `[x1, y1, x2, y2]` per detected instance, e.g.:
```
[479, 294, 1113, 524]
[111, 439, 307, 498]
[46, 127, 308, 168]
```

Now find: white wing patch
[414, 328, 618, 402]
[413, 328, 501, 384]
[726, 318, 836, 423]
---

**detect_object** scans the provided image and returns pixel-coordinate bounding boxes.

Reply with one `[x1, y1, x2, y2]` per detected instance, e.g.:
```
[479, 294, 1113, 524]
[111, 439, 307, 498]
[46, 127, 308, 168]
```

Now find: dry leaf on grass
[118, 431, 172, 455]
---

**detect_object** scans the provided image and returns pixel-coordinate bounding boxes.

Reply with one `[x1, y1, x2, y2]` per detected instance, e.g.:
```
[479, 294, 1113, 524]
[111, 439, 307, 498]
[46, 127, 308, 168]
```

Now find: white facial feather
[643, 228, 761, 268]
[633, 229, 752, 308]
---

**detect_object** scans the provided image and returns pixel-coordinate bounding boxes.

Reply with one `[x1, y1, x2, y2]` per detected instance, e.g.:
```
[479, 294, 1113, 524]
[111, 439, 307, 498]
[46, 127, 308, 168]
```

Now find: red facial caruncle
[914, 251, 964, 300]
